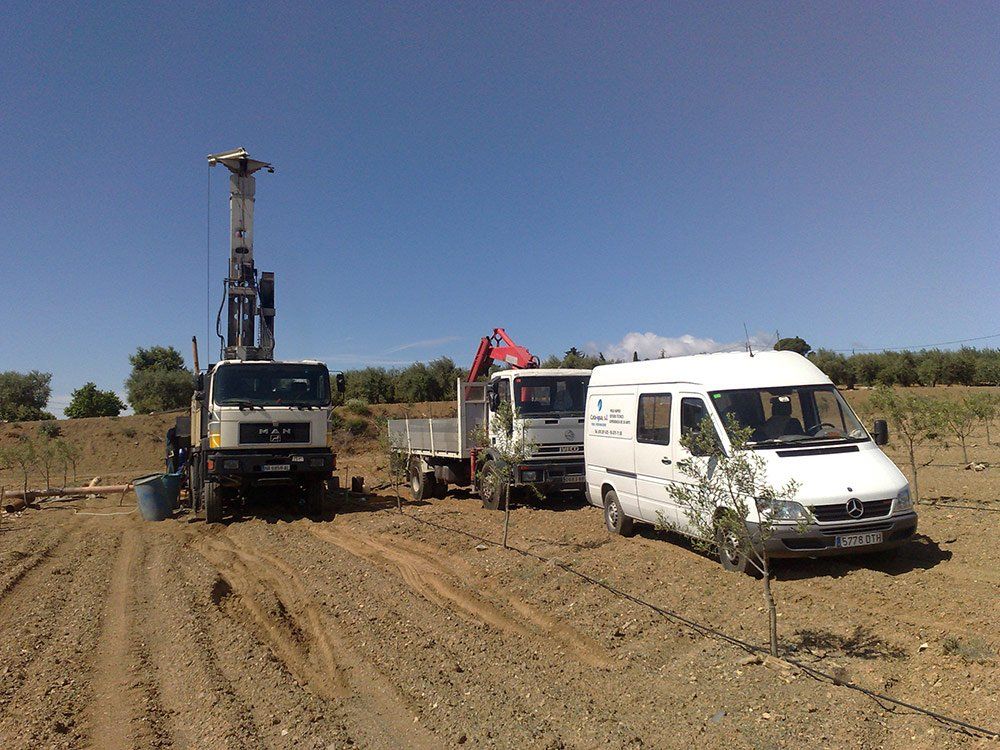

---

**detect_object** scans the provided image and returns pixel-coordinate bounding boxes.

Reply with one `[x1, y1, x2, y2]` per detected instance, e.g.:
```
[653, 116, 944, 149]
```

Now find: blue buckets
[134, 473, 182, 521]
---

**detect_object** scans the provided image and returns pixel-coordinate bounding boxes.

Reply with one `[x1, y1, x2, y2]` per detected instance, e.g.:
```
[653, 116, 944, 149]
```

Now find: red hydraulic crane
[467, 328, 540, 383]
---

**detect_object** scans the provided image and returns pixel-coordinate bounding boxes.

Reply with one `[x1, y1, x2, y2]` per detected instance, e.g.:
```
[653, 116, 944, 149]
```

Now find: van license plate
[835, 532, 883, 548]
[262, 464, 290, 473]
[563, 474, 584, 483]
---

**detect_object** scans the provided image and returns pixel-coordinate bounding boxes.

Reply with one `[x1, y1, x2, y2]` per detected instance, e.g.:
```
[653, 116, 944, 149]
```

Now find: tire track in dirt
[0, 518, 118, 749]
[84, 526, 162, 750]
[0, 522, 76, 610]
[196, 530, 440, 750]
[140, 528, 267, 750]
[311, 523, 615, 669]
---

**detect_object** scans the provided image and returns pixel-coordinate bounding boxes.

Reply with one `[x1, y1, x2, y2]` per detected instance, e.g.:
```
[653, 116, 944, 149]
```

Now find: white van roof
[588, 350, 831, 391]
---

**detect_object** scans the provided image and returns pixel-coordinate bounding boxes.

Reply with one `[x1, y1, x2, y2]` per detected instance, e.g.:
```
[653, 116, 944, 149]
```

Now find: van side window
[637, 394, 672, 444]
[681, 397, 709, 437]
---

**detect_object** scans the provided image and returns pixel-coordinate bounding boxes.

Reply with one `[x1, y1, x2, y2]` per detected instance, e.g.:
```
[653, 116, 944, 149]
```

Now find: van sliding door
[633, 392, 677, 525]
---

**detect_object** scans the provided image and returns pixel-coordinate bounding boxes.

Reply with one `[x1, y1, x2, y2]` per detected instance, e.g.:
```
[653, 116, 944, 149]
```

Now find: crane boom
[207, 147, 276, 361]
[467, 328, 540, 383]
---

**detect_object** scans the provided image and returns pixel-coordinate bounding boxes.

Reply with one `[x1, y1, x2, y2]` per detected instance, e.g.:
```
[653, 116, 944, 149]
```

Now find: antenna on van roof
[744, 323, 754, 357]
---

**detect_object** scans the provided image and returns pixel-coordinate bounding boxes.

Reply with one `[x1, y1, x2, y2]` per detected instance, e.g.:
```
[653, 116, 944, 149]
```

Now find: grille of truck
[238, 422, 311, 444]
[811, 498, 892, 523]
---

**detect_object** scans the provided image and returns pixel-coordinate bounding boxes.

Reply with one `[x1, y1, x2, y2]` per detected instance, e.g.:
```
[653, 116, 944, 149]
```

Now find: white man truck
[585, 350, 917, 570]
[388, 329, 591, 508]
[168, 149, 345, 523]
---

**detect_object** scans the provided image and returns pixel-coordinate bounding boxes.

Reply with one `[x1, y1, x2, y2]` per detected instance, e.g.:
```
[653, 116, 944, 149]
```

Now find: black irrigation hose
[918, 500, 1000, 513]
[390, 503, 1000, 740]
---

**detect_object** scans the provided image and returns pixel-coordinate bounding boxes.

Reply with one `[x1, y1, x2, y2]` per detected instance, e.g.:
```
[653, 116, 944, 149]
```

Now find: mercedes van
[584, 351, 917, 568]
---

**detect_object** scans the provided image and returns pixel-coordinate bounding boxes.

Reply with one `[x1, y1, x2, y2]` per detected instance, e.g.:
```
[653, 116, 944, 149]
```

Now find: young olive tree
[56, 440, 80, 485]
[472, 398, 537, 549]
[663, 416, 802, 657]
[2, 439, 37, 498]
[942, 397, 978, 464]
[967, 392, 998, 445]
[380, 417, 409, 513]
[867, 387, 945, 500]
[36, 436, 58, 490]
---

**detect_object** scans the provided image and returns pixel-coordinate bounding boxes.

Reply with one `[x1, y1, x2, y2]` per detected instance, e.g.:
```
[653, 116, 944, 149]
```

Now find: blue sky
[2, 2, 998, 415]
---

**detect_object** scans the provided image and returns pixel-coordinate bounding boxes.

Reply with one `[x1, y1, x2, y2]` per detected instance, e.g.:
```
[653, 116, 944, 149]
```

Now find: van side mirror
[872, 419, 889, 446]
[335, 373, 346, 394]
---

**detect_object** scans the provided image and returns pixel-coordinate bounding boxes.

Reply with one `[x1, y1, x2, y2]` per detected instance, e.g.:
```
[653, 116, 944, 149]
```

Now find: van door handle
[661, 458, 672, 465]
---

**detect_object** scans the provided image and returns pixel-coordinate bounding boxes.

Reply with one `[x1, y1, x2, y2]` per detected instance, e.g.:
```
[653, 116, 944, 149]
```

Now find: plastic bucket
[160, 472, 183, 509]
[134, 474, 172, 521]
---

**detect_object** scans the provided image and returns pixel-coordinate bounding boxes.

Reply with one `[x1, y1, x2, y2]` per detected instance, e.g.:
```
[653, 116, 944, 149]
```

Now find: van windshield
[513, 376, 590, 416]
[213, 364, 331, 407]
[709, 385, 868, 447]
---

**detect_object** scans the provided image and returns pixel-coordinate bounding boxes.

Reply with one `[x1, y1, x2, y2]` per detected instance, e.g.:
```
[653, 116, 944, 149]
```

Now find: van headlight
[758, 499, 809, 521]
[895, 485, 912, 511]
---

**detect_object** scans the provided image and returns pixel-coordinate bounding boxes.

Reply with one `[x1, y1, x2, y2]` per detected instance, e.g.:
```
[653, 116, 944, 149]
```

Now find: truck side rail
[387, 380, 487, 459]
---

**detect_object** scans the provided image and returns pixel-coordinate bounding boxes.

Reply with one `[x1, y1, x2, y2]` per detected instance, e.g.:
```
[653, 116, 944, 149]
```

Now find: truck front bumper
[206, 448, 335, 479]
[757, 512, 918, 558]
[516, 461, 586, 491]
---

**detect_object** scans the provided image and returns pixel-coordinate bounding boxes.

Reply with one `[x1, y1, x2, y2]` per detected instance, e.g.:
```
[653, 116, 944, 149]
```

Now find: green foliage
[0, 438, 37, 495]
[126, 370, 193, 414]
[38, 422, 62, 438]
[328, 411, 346, 432]
[125, 345, 192, 414]
[774, 337, 812, 356]
[344, 367, 395, 404]
[129, 345, 186, 372]
[967, 392, 999, 444]
[0, 370, 53, 422]
[64, 382, 126, 418]
[941, 396, 979, 464]
[867, 386, 947, 500]
[808, 347, 1000, 387]
[664, 415, 802, 656]
[344, 398, 372, 416]
[346, 416, 369, 436]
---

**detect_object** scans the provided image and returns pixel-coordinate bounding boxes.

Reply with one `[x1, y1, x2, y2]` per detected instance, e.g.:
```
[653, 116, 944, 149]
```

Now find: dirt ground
[0, 389, 998, 749]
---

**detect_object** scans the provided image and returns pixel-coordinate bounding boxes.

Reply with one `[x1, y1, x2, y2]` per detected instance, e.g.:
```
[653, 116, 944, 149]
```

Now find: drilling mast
[207, 147, 276, 361]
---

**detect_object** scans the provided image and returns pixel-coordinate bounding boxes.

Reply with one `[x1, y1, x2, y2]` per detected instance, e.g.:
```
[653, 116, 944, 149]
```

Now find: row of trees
[864, 387, 998, 501]
[1, 346, 194, 422]
[0, 430, 82, 497]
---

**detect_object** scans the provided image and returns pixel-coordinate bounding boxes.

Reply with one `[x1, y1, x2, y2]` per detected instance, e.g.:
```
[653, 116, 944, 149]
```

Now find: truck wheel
[432, 477, 448, 499]
[204, 482, 223, 524]
[305, 479, 326, 517]
[409, 462, 432, 501]
[715, 514, 751, 574]
[479, 462, 507, 511]
[603, 489, 634, 536]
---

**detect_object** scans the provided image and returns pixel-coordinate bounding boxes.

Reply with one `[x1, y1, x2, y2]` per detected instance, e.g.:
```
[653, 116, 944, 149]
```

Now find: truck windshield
[709, 385, 868, 447]
[513, 376, 590, 415]
[213, 364, 331, 407]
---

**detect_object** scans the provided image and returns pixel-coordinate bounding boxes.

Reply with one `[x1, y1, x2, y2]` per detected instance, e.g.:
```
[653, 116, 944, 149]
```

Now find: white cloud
[587, 331, 777, 362]
[384, 336, 460, 354]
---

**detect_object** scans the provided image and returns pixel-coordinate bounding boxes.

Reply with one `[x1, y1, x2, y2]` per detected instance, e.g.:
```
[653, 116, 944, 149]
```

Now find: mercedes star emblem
[845, 497, 864, 519]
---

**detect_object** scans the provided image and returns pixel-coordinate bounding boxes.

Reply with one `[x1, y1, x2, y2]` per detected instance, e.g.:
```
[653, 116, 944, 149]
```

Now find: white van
[584, 351, 917, 569]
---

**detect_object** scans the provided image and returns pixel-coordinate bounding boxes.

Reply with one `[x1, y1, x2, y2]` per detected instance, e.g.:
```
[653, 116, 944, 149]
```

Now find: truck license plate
[835, 531, 883, 548]
[262, 464, 290, 473]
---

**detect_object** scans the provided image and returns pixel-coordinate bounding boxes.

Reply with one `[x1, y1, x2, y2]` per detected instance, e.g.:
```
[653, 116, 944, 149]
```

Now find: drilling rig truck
[167, 148, 344, 523]
[388, 329, 591, 509]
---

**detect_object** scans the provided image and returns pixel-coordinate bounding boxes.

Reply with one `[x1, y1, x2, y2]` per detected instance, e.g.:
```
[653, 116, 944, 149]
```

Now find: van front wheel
[715, 515, 751, 574]
[603, 490, 634, 536]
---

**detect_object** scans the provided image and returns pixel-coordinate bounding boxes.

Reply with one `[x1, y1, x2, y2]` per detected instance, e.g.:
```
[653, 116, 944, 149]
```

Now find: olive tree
[472, 398, 537, 549]
[0, 439, 37, 498]
[867, 386, 946, 501]
[663, 416, 802, 657]
[942, 397, 979, 464]
[967, 392, 998, 446]
[380, 417, 409, 513]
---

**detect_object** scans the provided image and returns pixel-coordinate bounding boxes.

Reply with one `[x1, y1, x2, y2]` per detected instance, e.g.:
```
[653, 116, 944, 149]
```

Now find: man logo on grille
[846, 497, 864, 518]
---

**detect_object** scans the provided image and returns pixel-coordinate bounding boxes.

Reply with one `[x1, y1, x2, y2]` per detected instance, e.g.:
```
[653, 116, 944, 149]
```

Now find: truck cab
[188, 359, 341, 522]
[486, 368, 590, 496]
